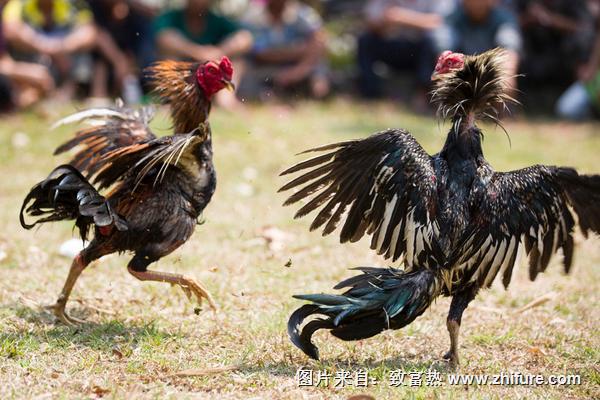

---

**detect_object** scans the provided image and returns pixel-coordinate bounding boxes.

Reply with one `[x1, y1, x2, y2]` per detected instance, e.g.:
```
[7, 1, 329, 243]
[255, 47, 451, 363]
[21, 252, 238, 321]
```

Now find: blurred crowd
[0, 0, 599, 120]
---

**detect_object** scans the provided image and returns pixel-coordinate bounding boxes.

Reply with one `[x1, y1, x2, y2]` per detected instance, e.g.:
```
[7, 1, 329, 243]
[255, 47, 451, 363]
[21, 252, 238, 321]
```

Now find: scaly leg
[443, 319, 460, 367]
[127, 265, 217, 311]
[45, 253, 89, 325]
[443, 286, 478, 369]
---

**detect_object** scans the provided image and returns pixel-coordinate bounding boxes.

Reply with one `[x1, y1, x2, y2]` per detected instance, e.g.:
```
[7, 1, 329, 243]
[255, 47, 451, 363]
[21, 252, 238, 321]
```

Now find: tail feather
[20, 165, 127, 241]
[287, 305, 333, 360]
[287, 268, 441, 360]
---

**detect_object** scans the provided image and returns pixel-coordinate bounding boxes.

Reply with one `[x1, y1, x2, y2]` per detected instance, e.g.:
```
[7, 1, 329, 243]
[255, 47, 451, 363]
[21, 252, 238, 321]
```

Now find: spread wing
[280, 129, 444, 269]
[447, 166, 600, 289]
[53, 100, 157, 177]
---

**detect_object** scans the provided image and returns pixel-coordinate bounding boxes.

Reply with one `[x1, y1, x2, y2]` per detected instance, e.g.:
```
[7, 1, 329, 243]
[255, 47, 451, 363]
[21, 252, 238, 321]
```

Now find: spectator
[3, 0, 133, 101]
[154, 0, 252, 108]
[444, 0, 521, 89]
[240, 0, 329, 100]
[517, 0, 594, 85]
[357, 0, 449, 108]
[88, 0, 155, 102]
[0, 0, 53, 110]
[556, 2, 600, 120]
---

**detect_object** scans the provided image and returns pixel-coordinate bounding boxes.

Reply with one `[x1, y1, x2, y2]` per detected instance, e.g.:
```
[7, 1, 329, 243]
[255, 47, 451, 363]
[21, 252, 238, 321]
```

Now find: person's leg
[0, 57, 54, 107]
[272, 32, 328, 90]
[357, 32, 385, 98]
[0, 74, 13, 111]
[556, 81, 593, 120]
[236, 62, 276, 101]
[357, 33, 427, 99]
[309, 63, 330, 99]
[415, 34, 436, 88]
[411, 34, 437, 111]
[90, 59, 109, 99]
[129, 12, 157, 70]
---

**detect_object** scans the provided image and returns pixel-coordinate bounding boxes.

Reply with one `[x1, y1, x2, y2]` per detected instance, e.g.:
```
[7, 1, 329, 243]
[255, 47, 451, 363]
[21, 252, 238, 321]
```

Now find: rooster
[19, 57, 235, 325]
[281, 49, 600, 367]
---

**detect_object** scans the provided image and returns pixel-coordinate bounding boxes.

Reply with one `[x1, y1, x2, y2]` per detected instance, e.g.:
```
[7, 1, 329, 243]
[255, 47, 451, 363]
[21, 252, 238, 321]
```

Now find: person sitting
[443, 0, 521, 91]
[87, 0, 155, 103]
[154, 0, 252, 109]
[517, 0, 594, 86]
[3, 0, 133, 101]
[357, 0, 449, 109]
[0, 0, 53, 110]
[556, 3, 600, 120]
[240, 0, 330, 100]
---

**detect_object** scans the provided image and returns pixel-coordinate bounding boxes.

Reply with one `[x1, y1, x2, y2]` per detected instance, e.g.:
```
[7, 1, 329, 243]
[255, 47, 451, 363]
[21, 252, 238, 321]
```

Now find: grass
[0, 100, 599, 399]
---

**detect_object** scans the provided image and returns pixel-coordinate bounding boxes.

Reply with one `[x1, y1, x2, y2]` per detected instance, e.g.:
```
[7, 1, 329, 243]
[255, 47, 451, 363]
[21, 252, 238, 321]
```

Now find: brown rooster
[20, 57, 235, 324]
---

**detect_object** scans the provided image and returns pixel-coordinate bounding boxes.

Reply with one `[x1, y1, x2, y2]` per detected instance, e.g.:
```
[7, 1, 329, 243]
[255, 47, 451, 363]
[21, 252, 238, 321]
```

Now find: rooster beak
[222, 80, 235, 92]
[431, 71, 441, 81]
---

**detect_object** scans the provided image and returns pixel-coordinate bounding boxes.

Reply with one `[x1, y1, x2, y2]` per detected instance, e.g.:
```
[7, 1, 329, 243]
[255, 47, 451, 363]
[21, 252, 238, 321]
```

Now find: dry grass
[0, 101, 598, 399]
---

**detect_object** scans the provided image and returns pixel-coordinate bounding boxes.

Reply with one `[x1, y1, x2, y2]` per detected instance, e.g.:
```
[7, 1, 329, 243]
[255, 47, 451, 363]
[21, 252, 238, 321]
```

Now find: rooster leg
[127, 257, 217, 311]
[443, 287, 478, 368]
[44, 252, 89, 325]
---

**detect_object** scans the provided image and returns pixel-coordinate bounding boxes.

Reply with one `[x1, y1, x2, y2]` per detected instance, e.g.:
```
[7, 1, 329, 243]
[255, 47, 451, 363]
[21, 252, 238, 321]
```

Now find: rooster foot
[179, 277, 217, 312]
[443, 350, 460, 369]
[44, 302, 86, 326]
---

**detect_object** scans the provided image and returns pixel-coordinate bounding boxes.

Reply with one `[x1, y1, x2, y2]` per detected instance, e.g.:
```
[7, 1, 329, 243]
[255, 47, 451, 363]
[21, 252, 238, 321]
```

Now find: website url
[447, 372, 581, 386]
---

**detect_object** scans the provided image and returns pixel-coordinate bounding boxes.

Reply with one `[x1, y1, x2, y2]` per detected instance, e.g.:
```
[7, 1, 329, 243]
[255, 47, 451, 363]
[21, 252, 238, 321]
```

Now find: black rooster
[282, 49, 600, 366]
[20, 57, 235, 324]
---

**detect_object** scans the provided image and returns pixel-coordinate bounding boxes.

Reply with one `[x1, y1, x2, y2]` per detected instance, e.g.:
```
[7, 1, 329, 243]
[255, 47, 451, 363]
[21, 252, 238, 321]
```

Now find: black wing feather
[447, 166, 599, 289]
[280, 129, 444, 268]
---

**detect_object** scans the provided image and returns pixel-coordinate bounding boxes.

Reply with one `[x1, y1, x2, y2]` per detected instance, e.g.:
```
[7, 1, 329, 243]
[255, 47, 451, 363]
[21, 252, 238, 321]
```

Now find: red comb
[219, 56, 233, 81]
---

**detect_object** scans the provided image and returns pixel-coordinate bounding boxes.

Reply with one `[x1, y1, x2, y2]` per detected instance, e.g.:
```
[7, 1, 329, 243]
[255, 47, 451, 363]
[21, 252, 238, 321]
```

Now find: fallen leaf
[515, 292, 556, 314]
[112, 348, 123, 359]
[528, 346, 547, 357]
[91, 385, 110, 398]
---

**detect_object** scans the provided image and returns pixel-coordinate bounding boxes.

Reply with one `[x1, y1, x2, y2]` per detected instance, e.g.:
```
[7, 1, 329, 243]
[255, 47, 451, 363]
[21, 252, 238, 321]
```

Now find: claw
[44, 302, 86, 325]
[181, 277, 217, 312]
[180, 284, 193, 300]
[443, 350, 460, 369]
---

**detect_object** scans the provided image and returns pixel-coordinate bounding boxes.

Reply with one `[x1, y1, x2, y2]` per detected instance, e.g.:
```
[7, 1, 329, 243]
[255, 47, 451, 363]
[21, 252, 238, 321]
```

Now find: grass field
[0, 101, 599, 399]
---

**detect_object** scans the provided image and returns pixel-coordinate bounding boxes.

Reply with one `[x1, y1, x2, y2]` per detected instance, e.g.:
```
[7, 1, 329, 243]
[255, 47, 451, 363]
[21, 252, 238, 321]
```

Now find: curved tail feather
[288, 305, 333, 360]
[20, 165, 127, 241]
[287, 268, 441, 360]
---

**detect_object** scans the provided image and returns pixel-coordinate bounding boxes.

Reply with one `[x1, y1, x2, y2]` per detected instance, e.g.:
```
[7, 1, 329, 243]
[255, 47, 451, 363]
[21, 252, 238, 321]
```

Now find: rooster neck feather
[430, 48, 517, 130]
[146, 61, 211, 134]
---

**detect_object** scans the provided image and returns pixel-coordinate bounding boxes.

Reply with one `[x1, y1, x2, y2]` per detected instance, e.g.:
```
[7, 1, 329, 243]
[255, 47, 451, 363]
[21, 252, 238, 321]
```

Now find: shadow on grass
[0, 302, 179, 357]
